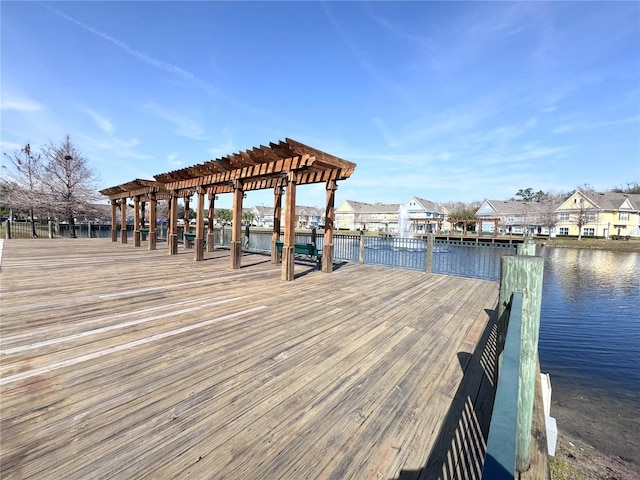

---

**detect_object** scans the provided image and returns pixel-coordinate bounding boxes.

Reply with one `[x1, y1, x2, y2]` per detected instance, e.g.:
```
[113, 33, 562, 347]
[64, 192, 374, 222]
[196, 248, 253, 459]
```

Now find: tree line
[1, 136, 100, 237]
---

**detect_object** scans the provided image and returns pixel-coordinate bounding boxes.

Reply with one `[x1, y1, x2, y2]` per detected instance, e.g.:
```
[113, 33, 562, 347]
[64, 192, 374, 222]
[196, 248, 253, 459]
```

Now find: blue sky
[2, 1, 639, 209]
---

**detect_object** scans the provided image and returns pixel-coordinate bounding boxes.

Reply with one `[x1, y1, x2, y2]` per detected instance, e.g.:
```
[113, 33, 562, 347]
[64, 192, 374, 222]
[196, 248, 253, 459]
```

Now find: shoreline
[537, 237, 640, 253]
[549, 382, 640, 479]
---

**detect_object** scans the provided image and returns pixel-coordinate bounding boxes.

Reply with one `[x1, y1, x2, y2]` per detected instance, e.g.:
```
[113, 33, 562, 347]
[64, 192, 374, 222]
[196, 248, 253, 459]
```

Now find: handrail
[482, 291, 524, 479]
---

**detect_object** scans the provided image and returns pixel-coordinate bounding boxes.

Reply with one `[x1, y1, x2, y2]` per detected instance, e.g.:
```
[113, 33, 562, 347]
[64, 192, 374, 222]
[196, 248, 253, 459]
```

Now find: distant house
[399, 196, 449, 234]
[251, 205, 275, 227]
[335, 200, 401, 231]
[250, 205, 323, 229]
[476, 200, 554, 235]
[555, 191, 640, 238]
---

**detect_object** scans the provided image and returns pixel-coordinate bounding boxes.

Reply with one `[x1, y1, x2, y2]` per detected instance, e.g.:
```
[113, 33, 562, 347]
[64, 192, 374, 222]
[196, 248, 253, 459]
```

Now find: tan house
[251, 205, 323, 229]
[335, 200, 401, 231]
[555, 191, 640, 238]
[476, 199, 556, 235]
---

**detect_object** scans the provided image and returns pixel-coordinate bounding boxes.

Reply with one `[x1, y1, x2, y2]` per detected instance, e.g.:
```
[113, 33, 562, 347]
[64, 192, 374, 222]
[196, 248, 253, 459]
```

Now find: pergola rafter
[99, 138, 356, 280]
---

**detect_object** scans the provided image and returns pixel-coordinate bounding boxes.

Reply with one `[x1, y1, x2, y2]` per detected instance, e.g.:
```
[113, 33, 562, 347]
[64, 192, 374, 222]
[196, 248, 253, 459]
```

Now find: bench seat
[275, 241, 322, 266]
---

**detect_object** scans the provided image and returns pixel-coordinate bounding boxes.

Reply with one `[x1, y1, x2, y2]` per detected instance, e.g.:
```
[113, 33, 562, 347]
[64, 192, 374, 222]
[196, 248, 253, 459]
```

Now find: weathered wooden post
[282, 173, 296, 281]
[499, 255, 544, 473]
[425, 233, 434, 273]
[148, 193, 157, 250]
[230, 179, 244, 270]
[120, 199, 128, 244]
[271, 186, 283, 264]
[48, 220, 53, 239]
[110, 200, 118, 242]
[322, 180, 337, 273]
[169, 192, 178, 255]
[133, 196, 141, 247]
[88, 221, 92, 239]
[183, 195, 191, 249]
[358, 230, 365, 264]
[517, 235, 536, 256]
[207, 193, 216, 252]
[5, 219, 11, 239]
[194, 187, 205, 261]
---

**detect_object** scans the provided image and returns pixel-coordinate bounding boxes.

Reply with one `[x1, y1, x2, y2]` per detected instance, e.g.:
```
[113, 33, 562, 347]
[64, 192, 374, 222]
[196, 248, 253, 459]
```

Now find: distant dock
[1, 238, 500, 478]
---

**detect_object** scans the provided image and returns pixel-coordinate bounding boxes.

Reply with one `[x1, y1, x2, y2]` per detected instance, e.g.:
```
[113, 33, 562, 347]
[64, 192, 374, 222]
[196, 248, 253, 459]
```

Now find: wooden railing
[482, 237, 548, 479]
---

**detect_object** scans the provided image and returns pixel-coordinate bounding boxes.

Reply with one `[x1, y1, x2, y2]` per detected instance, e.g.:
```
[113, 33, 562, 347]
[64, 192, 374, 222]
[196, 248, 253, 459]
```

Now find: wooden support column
[494, 219, 499, 238]
[133, 196, 141, 247]
[230, 180, 244, 269]
[271, 185, 283, 264]
[206, 193, 215, 252]
[498, 255, 544, 473]
[110, 200, 118, 242]
[195, 187, 205, 261]
[322, 179, 337, 273]
[183, 195, 191, 248]
[169, 192, 178, 255]
[120, 198, 128, 244]
[281, 172, 296, 281]
[148, 193, 157, 250]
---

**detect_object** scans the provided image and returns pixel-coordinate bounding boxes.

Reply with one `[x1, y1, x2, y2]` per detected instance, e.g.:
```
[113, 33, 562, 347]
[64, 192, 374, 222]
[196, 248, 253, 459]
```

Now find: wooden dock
[1, 239, 499, 479]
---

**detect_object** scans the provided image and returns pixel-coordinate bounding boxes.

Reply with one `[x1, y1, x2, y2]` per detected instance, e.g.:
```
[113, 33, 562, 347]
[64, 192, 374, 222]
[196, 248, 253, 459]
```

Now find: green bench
[275, 241, 322, 267]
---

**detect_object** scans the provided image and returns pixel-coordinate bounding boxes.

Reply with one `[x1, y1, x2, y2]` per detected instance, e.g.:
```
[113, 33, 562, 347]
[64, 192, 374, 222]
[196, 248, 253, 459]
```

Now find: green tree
[216, 208, 232, 224]
[242, 211, 255, 225]
[514, 188, 546, 202]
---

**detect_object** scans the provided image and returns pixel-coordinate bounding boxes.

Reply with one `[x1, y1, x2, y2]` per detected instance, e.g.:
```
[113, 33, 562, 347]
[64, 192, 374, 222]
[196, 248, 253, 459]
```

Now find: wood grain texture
[1, 239, 499, 479]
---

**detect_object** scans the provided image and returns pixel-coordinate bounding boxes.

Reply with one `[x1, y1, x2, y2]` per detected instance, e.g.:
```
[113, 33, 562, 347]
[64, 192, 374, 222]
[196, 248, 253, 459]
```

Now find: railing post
[499, 255, 544, 472]
[517, 235, 536, 256]
[425, 233, 434, 273]
[5, 220, 11, 239]
[358, 230, 365, 264]
[48, 220, 53, 239]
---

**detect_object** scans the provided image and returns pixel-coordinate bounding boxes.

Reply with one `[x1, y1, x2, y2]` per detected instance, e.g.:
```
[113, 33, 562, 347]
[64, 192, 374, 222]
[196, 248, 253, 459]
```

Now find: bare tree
[40, 135, 101, 238]
[2, 144, 45, 237]
[534, 192, 563, 238]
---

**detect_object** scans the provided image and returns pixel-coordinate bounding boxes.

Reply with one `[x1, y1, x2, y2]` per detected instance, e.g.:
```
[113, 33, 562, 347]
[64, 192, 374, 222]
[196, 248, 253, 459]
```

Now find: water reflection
[539, 247, 640, 393]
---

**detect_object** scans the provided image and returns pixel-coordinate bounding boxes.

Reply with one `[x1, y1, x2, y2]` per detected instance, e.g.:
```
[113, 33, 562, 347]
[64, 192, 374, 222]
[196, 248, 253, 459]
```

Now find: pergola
[100, 138, 356, 281]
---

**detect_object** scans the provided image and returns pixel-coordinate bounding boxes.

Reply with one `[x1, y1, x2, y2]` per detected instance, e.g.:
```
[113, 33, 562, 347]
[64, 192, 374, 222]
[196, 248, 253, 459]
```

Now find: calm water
[538, 247, 640, 394]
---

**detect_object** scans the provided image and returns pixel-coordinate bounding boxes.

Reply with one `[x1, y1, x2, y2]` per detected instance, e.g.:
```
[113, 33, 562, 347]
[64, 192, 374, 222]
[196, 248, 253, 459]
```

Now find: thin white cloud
[82, 108, 114, 134]
[42, 4, 275, 120]
[208, 127, 235, 158]
[144, 103, 207, 140]
[167, 153, 181, 167]
[553, 115, 640, 134]
[1, 96, 43, 112]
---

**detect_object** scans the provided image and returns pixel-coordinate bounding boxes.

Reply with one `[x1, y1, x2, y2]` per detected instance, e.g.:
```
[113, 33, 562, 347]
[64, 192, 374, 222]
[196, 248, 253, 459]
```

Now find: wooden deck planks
[1, 239, 499, 479]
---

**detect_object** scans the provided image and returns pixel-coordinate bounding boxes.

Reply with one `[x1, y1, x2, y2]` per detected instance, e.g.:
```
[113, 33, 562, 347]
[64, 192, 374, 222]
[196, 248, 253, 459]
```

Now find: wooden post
[133, 196, 141, 247]
[517, 236, 536, 256]
[110, 200, 117, 242]
[358, 230, 365, 264]
[425, 233, 434, 273]
[183, 195, 191, 248]
[272, 186, 283, 264]
[5, 219, 10, 239]
[322, 180, 336, 273]
[48, 220, 53, 239]
[207, 193, 215, 252]
[195, 187, 205, 261]
[169, 193, 178, 255]
[120, 199, 127, 244]
[499, 255, 544, 473]
[149, 193, 157, 250]
[282, 173, 296, 281]
[87, 221, 92, 239]
[230, 180, 243, 269]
